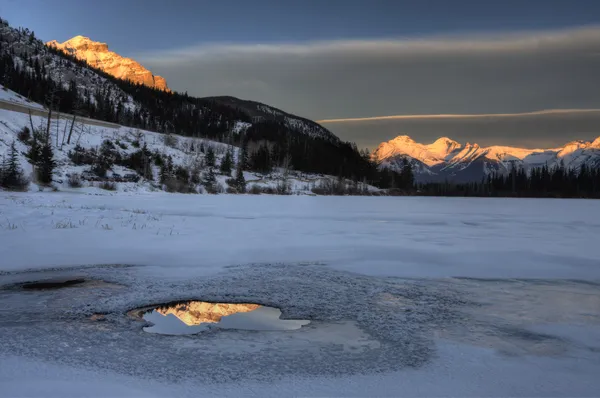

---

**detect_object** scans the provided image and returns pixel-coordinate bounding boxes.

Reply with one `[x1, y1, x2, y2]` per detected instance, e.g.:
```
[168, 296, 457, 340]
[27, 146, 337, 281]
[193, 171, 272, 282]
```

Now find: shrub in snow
[122, 145, 153, 180]
[174, 165, 190, 182]
[92, 140, 118, 177]
[276, 180, 291, 195]
[17, 126, 31, 143]
[261, 186, 276, 195]
[68, 144, 96, 166]
[68, 173, 82, 188]
[116, 140, 128, 150]
[153, 152, 164, 167]
[311, 178, 349, 196]
[201, 167, 217, 193]
[163, 133, 178, 148]
[190, 171, 201, 185]
[98, 181, 117, 191]
[163, 178, 196, 194]
[248, 184, 261, 195]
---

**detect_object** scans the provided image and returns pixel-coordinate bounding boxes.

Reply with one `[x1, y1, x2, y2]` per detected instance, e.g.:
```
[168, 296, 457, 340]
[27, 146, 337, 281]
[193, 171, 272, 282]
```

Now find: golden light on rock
[155, 302, 261, 326]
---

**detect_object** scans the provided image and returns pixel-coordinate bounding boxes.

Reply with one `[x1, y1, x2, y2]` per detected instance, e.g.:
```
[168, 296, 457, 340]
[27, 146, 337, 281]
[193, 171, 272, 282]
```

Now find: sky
[2, 0, 600, 149]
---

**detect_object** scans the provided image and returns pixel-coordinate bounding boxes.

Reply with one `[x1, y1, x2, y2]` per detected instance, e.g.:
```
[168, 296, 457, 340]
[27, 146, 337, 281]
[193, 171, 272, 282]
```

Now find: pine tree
[25, 132, 41, 178]
[141, 143, 154, 180]
[37, 141, 55, 185]
[159, 156, 173, 184]
[400, 158, 414, 189]
[92, 140, 117, 177]
[205, 146, 215, 167]
[239, 140, 249, 170]
[234, 164, 246, 193]
[1, 141, 28, 189]
[220, 150, 233, 175]
[202, 167, 217, 193]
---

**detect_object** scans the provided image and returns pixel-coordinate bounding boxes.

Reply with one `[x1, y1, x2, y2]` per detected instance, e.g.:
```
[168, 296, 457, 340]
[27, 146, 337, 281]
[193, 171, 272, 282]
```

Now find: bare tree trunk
[28, 110, 35, 134]
[61, 115, 69, 148]
[66, 114, 76, 145]
[45, 108, 52, 143]
[55, 110, 61, 148]
[28, 110, 37, 179]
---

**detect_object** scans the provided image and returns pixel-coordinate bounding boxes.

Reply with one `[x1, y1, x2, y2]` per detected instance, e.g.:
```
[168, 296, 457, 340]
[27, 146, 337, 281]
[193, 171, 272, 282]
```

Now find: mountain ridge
[374, 134, 600, 182]
[47, 35, 170, 92]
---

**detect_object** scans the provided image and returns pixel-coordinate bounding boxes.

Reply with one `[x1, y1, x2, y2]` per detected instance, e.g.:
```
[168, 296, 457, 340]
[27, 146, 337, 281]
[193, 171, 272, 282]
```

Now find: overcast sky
[2, 0, 600, 148]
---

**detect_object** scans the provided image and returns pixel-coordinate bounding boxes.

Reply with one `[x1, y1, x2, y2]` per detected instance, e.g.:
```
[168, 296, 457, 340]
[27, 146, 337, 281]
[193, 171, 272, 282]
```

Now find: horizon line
[317, 109, 600, 124]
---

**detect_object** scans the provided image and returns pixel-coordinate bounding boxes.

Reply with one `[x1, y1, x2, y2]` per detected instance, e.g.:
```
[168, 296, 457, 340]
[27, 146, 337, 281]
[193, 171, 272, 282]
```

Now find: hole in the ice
[21, 278, 87, 290]
[4, 278, 123, 291]
[133, 301, 310, 335]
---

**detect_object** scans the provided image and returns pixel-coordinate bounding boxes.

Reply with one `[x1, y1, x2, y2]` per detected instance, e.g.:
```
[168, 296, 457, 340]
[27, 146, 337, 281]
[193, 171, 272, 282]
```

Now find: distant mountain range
[374, 135, 600, 182]
[47, 36, 169, 92]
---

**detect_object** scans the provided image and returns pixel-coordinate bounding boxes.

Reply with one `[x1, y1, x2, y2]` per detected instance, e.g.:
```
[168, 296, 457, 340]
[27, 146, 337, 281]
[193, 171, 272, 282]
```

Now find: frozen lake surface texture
[1, 193, 599, 397]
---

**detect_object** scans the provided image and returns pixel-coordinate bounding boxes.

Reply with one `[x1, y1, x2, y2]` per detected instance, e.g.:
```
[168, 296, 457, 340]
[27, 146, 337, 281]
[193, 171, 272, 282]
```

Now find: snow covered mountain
[374, 135, 600, 182]
[47, 36, 169, 92]
[1, 18, 362, 180]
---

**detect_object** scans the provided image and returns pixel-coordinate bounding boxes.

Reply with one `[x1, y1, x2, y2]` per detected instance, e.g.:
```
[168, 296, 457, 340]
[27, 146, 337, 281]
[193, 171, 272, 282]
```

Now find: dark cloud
[136, 27, 600, 148]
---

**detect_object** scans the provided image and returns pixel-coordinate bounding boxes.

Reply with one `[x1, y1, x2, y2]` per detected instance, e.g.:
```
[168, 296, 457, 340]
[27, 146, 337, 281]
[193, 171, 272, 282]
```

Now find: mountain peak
[47, 36, 169, 92]
[433, 136, 458, 145]
[391, 135, 416, 143]
[373, 135, 448, 166]
[427, 136, 462, 157]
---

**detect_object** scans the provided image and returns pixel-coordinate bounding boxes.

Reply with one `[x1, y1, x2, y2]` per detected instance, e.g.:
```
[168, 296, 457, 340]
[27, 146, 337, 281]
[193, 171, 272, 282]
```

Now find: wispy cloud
[138, 25, 600, 61]
[136, 26, 600, 148]
[318, 109, 600, 123]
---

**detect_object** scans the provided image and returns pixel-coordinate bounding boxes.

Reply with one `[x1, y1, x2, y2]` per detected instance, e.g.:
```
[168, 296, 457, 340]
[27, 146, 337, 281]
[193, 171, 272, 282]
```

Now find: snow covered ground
[1, 193, 600, 397]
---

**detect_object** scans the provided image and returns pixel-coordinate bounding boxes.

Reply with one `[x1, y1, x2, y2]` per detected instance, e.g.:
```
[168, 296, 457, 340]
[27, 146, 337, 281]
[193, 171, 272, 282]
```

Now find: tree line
[418, 163, 600, 198]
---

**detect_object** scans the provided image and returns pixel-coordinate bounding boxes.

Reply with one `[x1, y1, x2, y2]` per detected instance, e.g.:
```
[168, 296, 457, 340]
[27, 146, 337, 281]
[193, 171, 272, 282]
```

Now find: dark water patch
[21, 278, 86, 290]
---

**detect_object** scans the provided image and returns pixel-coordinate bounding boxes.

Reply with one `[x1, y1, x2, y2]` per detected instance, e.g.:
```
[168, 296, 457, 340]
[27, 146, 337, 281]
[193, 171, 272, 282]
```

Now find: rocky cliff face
[157, 302, 260, 325]
[47, 36, 169, 92]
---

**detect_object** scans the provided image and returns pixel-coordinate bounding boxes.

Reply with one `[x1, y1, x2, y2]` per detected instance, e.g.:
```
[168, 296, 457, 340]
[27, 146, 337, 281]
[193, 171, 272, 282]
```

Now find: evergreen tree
[1, 141, 28, 189]
[37, 141, 55, 185]
[25, 132, 41, 174]
[234, 164, 246, 193]
[159, 156, 173, 184]
[400, 158, 414, 189]
[205, 146, 215, 167]
[202, 167, 217, 193]
[250, 144, 272, 174]
[220, 150, 233, 175]
[92, 140, 116, 177]
[239, 140, 249, 170]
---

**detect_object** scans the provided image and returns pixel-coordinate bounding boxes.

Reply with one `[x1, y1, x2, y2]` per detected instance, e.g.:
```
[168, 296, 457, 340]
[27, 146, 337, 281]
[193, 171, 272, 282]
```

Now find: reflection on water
[142, 301, 310, 335]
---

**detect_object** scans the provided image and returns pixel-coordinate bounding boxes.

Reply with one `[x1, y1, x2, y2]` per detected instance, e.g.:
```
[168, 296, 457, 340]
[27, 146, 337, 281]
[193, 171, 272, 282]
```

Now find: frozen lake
[1, 193, 599, 396]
